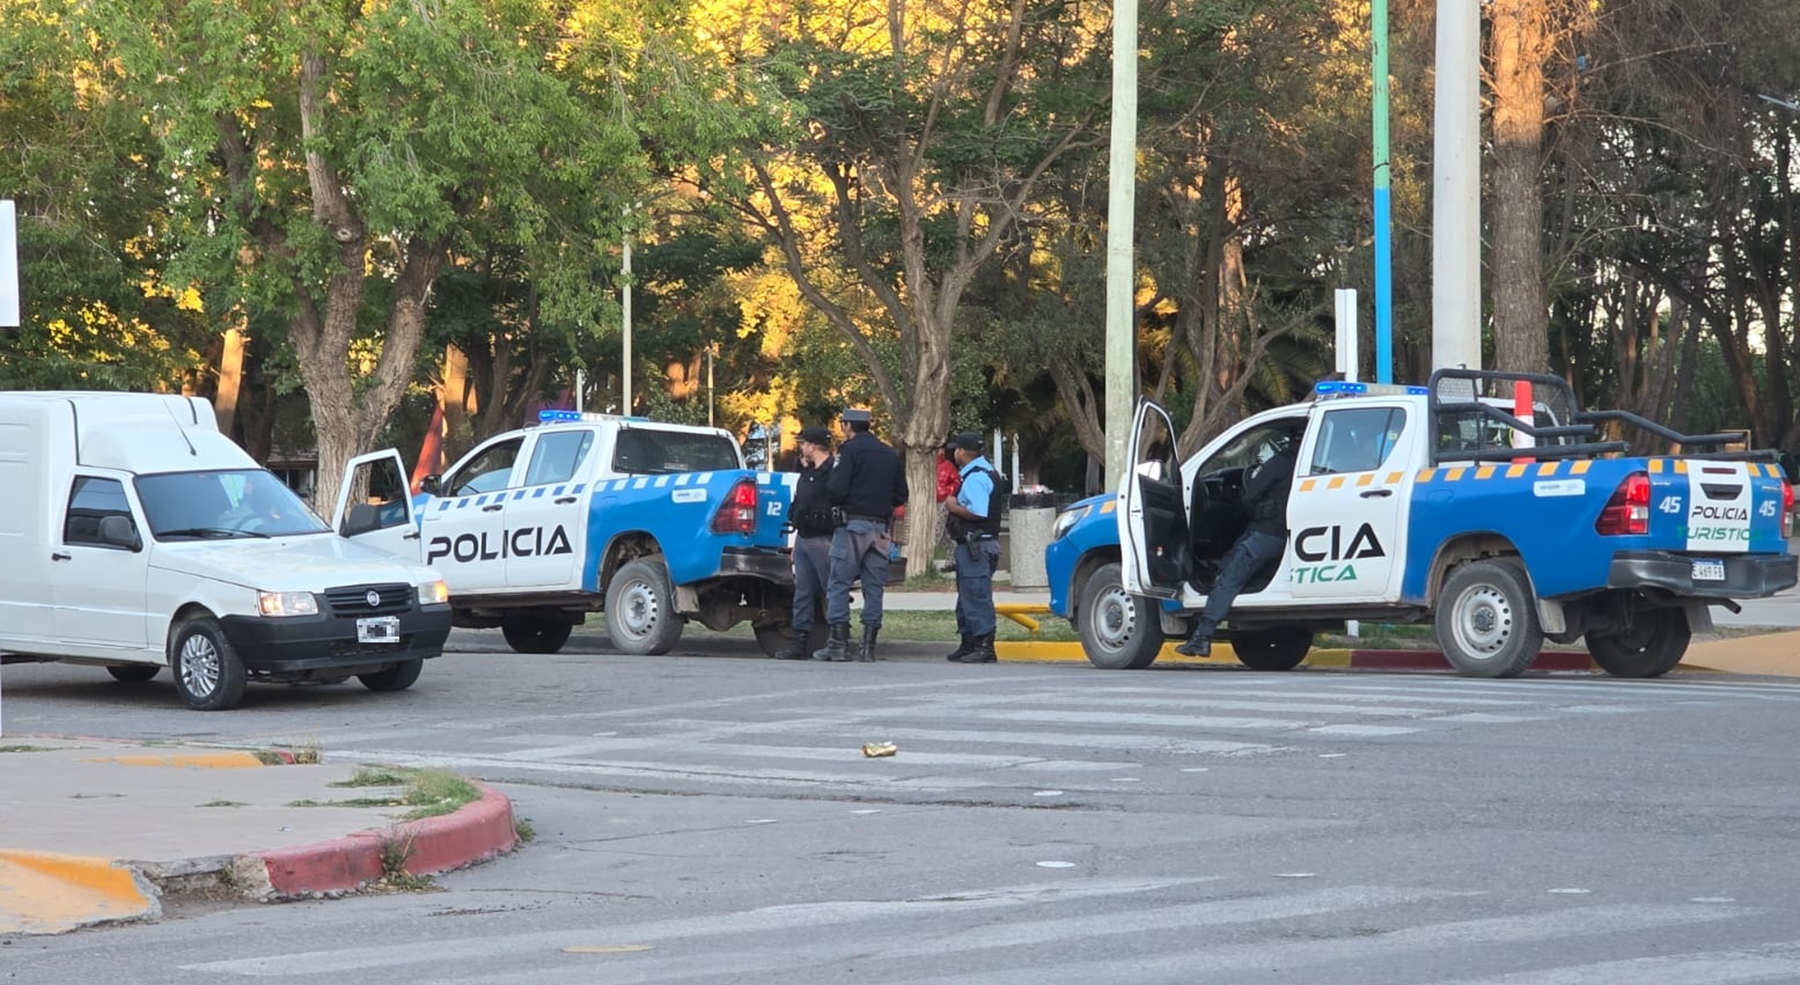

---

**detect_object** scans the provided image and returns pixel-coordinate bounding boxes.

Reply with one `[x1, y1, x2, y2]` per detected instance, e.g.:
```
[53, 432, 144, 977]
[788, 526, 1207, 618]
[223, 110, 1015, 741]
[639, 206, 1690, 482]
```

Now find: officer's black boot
[773, 630, 811, 660]
[1175, 618, 1215, 657]
[945, 635, 976, 662]
[856, 624, 880, 662]
[812, 623, 851, 662]
[959, 634, 997, 664]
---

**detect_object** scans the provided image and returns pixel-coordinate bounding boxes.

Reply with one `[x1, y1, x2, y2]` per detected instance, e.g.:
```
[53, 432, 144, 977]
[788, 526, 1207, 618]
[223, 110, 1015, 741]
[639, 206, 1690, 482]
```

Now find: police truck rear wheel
[358, 658, 424, 691]
[1232, 628, 1313, 671]
[501, 617, 573, 654]
[170, 616, 248, 711]
[606, 558, 684, 655]
[1078, 561, 1165, 670]
[1435, 559, 1542, 678]
[1588, 606, 1690, 678]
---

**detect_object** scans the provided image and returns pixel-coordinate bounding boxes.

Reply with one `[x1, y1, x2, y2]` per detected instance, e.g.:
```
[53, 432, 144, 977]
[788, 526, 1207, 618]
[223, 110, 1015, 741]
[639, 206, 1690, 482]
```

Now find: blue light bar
[1313, 381, 1428, 398]
[539, 409, 583, 423]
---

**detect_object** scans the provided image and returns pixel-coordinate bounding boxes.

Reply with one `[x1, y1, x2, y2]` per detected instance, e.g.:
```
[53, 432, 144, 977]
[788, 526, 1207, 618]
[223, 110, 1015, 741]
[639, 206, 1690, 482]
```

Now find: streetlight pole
[1433, 0, 1483, 372]
[1103, 0, 1139, 488]
[621, 227, 633, 415]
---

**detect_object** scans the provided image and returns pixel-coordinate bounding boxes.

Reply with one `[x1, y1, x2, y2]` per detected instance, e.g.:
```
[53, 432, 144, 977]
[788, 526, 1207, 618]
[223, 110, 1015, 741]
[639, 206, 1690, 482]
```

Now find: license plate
[1691, 559, 1726, 582]
[356, 615, 401, 643]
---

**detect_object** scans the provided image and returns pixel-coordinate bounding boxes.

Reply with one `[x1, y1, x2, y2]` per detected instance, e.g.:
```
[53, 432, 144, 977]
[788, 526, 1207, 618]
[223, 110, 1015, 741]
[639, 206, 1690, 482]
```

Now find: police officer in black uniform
[1176, 437, 1299, 656]
[773, 425, 836, 660]
[815, 408, 909, 662]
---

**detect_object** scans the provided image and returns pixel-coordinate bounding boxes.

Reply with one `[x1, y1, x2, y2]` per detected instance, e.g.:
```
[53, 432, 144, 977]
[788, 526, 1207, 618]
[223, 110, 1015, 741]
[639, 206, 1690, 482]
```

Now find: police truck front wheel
[1435, 559, 1543, 678]
[1588, 605, 1690, 678]
[170, 616, 248, 711]
[501, 617, 574, 654]
[606, 558, 684, 655]
[1077, 561, 1165, 670]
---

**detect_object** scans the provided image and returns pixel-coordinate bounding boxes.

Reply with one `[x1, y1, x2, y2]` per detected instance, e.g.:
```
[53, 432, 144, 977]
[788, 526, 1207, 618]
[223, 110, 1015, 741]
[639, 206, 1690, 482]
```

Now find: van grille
[323, 584, 411, 616]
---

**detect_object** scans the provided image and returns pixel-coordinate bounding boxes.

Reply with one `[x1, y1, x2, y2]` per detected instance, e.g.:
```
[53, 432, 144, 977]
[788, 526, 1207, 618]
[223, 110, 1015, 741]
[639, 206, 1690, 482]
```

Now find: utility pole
[1433, 0, 1483, 372]
[1371, 0, 1393, 383]
[621, 228, 633, 415]
[1103, 0, 1139, 488]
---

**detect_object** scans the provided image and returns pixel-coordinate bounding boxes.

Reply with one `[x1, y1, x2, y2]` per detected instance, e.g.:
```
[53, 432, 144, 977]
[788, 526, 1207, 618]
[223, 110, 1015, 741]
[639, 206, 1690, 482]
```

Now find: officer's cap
[798, 425, 832, 447]
[840, 408, 872, 424]
[949, 431, 983, 452]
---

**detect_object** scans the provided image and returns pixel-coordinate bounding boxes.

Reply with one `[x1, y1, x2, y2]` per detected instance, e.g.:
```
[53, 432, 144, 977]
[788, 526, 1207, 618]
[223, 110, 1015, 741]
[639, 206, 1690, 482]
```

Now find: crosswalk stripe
[872, 708, 1314, 731]
[995, 694, 1447, 717]
[325, 749, 1002, 791]
[1087, 685, 1543, 707]
[1425, 945, 1800, 985]
[807, 726, 1280, 757]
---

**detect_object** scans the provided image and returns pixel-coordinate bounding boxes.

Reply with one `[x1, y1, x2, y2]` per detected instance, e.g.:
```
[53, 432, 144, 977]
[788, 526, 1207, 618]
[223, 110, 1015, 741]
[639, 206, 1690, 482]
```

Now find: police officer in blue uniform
[774, 425, 836, 660]
[943, 432, 1005, 664]
[815, 408, 909, 662]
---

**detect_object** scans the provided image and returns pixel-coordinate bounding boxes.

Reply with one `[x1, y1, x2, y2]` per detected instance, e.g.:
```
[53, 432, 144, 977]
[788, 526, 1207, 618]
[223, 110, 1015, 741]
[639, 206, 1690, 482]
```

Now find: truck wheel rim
[1451, 584, 1513, 658]
[618, 581, 658, 639]
[1092, 586, 1137, 652]
[180, 635, 220, 699]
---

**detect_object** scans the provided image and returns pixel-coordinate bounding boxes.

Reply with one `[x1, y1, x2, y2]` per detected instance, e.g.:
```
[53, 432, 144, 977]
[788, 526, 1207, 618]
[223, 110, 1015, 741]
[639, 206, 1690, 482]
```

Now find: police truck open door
[1118, 398, 1187, 599]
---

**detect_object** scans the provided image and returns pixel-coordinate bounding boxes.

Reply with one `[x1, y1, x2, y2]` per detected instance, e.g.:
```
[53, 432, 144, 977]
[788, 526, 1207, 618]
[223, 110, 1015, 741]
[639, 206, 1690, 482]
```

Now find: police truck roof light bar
[538, 409, 649, 425]
[1312, 381, 1429, 399]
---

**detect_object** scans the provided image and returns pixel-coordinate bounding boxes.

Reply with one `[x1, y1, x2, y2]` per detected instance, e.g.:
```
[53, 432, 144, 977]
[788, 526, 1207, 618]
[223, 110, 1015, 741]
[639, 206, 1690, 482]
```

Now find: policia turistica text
[943, 431, 1005, 664]
[814, 408, 910, 662]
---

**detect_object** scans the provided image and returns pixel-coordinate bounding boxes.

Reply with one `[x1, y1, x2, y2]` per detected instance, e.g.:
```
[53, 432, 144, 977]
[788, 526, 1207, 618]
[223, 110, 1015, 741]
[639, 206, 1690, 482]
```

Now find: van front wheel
[170, 616, 248, 711]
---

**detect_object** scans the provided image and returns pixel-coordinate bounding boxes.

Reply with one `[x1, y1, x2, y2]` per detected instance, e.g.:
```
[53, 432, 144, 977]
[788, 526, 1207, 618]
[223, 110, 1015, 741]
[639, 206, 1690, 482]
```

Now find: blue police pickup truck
[335, 411, 799, 657]
[1046, 369, 1797, 678]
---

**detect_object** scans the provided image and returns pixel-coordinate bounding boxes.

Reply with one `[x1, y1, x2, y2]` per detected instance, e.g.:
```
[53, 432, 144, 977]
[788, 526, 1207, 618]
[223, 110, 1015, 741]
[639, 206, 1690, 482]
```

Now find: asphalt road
[5, 633, 1800, 984]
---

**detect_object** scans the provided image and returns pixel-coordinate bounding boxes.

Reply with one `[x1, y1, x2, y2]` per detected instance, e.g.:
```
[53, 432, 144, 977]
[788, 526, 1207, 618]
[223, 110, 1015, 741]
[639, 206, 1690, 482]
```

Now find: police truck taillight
[1595, 471, 1650, 536]
[1784, 481, 1795, 539]
[711, 479, 759, 535]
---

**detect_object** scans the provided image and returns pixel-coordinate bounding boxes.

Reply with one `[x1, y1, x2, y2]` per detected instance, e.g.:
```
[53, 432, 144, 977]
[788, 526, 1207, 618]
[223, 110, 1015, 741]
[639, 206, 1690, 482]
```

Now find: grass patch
[514, 817, 537, 843]
[332, 766, 413, 788]
[0, 744, 54, 753]
[199, 800, 248, 808]
[375, 834, 435, 892]
[292, 767, 481, 821]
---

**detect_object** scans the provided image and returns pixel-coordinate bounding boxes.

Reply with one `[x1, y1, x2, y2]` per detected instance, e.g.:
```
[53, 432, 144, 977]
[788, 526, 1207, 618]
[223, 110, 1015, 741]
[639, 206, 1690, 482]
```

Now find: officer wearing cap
[943, 431, 1005, 664]
[773, 425, 836, 660]
[815, 407, 909, 662]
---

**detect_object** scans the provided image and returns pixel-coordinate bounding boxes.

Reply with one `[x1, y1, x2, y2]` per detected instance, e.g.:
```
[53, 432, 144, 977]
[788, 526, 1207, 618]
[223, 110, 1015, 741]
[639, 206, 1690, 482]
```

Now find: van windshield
[136, 470, 330, 540]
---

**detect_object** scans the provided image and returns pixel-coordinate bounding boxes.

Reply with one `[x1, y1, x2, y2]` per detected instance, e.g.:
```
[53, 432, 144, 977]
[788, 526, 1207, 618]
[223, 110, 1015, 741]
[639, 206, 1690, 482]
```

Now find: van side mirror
[420, 474, 441, 496]
[98, 515, 142, 553]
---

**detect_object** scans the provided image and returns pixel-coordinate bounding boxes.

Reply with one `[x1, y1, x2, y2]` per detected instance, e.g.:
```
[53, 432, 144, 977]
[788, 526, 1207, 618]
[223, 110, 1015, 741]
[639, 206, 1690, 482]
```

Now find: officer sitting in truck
[1175, 434, 1300, 656]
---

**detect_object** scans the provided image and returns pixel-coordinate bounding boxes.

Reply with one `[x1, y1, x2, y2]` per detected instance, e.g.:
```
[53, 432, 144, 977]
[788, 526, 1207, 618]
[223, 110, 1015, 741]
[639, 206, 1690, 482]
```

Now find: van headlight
[257, 591, 319, 617]
[1051, 506, 1088, 542]
[418, 580, 450, 606]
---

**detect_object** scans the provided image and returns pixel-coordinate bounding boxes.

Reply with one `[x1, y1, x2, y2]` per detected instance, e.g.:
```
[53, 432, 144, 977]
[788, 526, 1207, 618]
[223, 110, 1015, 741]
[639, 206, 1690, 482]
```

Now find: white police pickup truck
[338, 411, 799, 657]
[1044, 369, 1797, 678]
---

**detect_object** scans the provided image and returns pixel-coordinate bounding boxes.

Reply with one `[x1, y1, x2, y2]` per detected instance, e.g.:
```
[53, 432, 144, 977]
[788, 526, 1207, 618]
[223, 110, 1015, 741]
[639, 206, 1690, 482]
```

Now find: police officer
[943, 432, 1004, 664]
[1176, 436, 1299, 656]
[815, 407, 909, 662]
[773, 425, 836, 660]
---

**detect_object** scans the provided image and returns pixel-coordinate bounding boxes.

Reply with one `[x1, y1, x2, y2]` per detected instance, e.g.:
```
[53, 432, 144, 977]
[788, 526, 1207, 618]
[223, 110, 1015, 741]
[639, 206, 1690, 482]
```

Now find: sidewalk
[0, 737, 516, 936]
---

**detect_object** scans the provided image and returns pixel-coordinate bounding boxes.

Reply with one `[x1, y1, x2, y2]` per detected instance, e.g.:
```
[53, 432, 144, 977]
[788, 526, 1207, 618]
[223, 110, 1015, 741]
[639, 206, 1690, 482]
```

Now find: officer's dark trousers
[953, 538, 1002, 638]
[1199, 528, 1285, 628]
[792, 534, 831, 633]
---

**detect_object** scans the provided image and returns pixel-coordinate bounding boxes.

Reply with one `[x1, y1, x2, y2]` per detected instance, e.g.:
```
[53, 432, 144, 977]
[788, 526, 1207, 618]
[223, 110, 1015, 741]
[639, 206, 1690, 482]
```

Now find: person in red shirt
[935, 439, 962, 571]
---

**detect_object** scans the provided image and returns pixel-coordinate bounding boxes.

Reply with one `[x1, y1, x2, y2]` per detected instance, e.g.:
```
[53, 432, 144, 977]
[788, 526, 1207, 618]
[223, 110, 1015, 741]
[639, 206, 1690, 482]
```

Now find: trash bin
[1007, 489, 1057, 590]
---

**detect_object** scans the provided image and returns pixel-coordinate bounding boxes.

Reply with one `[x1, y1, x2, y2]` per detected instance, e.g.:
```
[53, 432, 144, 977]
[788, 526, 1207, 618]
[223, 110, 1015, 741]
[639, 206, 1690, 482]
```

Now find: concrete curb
[237, 784, 518, 899]
[994, 640, 1598, 672]
[0, 851, 159, 935]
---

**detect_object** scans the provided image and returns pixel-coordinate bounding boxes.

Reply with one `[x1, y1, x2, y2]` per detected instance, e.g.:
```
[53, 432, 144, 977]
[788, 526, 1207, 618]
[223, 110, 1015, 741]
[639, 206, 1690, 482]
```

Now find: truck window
[1311, 407, 1407, 475]
[63, 476, 134, 547]
[447, 437, 525, 496]
[524, 430, 596, 486]
[136, 470, 329, 539]
[612, 429, 741, 475]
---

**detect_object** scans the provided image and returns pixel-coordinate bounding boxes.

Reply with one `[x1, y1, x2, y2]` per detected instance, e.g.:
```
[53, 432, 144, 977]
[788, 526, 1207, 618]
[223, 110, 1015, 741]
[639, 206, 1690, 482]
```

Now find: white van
[0, 392, 452, 710]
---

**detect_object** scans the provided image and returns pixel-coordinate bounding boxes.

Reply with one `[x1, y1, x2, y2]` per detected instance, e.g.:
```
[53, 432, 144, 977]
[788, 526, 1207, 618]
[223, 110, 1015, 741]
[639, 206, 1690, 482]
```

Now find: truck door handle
[1359, 489, 1393, 499]
[482, 504, 504, 513]
[554, 496, 578, 505]
[403, 532, 420, 540]
[51, 551, 71, 561]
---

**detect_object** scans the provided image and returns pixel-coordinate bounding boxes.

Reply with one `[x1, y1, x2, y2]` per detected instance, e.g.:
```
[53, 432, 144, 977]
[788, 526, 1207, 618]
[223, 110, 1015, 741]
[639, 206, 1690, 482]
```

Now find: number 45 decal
[1760, 500, 1780, 518]
[1657, 495, 1683, 515]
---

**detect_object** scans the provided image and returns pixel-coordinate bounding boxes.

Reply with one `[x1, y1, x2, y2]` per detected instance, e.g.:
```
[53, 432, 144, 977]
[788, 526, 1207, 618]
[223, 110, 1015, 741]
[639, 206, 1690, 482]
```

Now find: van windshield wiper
[159, 527, 270, 540]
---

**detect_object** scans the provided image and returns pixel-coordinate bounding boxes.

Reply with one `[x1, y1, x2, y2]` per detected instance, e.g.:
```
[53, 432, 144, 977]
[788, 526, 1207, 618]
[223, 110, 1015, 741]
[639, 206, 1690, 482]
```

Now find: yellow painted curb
[0, 851, 153, 935]
[86, 751, 267, 769]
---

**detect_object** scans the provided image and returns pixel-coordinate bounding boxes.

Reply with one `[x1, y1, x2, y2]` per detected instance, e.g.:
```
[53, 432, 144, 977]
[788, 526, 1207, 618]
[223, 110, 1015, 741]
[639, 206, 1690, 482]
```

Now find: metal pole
[706, 343, 715, 427]
[1433, 0, 1483, 372]
[1103, 0, 1139, 490]
[621, 231, 633, 415]
[575, 368, 585, 413]
[1371, 0, 1393, 383]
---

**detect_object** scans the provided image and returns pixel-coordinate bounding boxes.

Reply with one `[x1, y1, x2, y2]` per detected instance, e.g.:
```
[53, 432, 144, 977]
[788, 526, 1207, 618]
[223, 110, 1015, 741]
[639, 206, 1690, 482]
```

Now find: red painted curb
[254, 784, 516, 897]
[1346, 649, 1595, 672]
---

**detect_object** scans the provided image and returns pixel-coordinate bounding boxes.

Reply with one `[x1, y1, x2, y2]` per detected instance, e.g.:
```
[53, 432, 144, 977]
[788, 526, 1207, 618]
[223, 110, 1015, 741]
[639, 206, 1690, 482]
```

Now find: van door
[419, 435, 526, 593]
[504, 427, 596, 589]
[51, 474, 151, 651]
[334, 450, 421, 559]
[1118, 398, 1186, 599]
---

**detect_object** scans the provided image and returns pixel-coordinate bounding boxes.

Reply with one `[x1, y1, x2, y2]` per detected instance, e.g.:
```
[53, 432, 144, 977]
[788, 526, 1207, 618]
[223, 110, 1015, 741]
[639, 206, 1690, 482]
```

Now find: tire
[501, 617, 574, 654]
[358, 658, 424, 692]
[106, 664, 161, 683]
[754, 620, 830, 658]
[1232, 627, 1313, 671]
[605, 557, 684, 655]
[1434, 559, 1542, 678]
[1588, 606, 1690, 679]
[1077, 561, 1165, 670]
[169, 616, 248, 711]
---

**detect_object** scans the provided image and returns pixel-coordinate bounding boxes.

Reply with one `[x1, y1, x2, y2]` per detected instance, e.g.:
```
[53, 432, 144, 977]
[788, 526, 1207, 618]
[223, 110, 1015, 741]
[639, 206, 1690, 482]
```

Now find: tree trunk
[215, 322, 247, 439]
[1489, 0, 1550, 374]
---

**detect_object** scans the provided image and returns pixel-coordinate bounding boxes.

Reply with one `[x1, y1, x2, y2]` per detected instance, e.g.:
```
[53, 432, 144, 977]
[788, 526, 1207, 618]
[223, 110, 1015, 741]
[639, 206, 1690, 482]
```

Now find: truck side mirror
[98, 515, 142, 553]
[420, 474, 441, 496]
